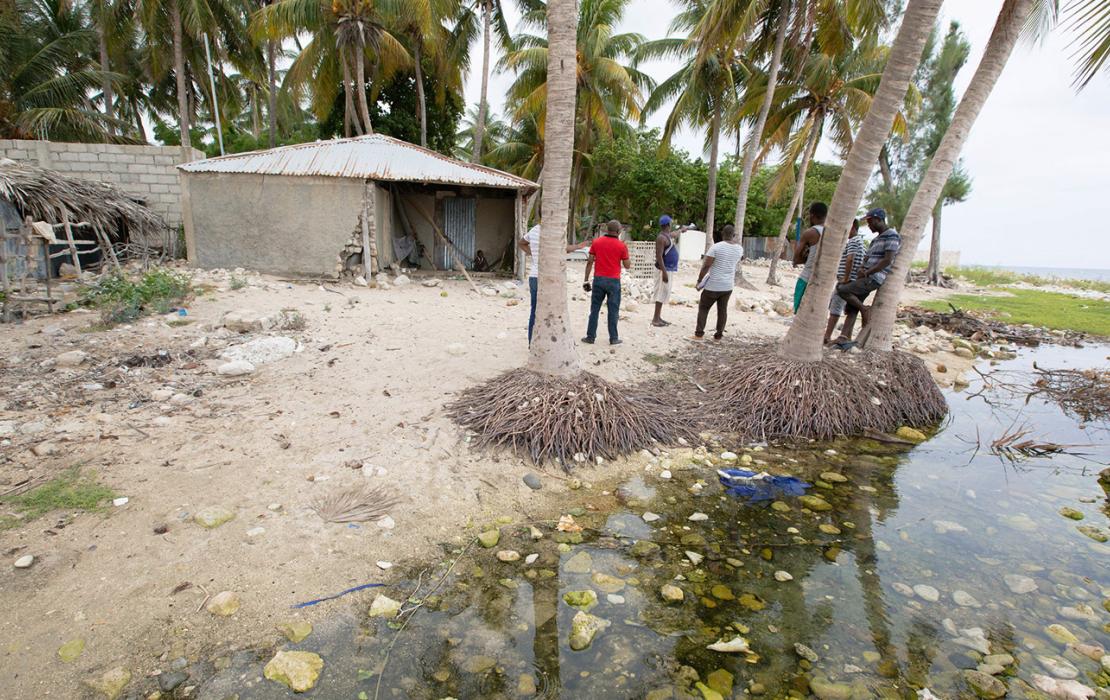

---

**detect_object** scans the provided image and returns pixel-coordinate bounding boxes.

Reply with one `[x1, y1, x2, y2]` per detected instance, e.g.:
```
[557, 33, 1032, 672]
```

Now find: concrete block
[149, 184, 170, 193]
[109, 153, 136, 164]
[65, 143, 89, 153]
[154, 155, 175, 166]
[4, 149, 29, 160]
[101, 173, 122, 183]
[86, 143, 107, 153]
[76, 152, 97, 162]
[154, 174, 178, 184]
[127, 182, 151, 193]
[85, 162, 109, 173]
[133, 155, 155, 165]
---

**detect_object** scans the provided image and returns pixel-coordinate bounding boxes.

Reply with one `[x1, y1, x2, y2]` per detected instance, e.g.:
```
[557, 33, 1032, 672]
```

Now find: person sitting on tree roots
[823, 218, 864, 344]
[693, 223, 744, 340]
[518, 221, 589, 345]
[652, 215, 679, 327]
[791, 202, 828, 312]
[834, 208, 902, 345]
[582, 219, 631, 345]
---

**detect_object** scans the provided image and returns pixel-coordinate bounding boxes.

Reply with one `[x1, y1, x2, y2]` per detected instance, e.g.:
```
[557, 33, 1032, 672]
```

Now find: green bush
[79, 268, 191, 326]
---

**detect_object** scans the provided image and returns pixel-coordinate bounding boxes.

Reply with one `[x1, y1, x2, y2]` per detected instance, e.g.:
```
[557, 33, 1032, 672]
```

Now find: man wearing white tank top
[791, 202, 827, 312]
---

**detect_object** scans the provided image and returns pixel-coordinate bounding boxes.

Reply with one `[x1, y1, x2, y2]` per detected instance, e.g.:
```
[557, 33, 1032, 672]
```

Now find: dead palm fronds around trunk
[448, 368, 696, 468]
[311, 484, 399, 523]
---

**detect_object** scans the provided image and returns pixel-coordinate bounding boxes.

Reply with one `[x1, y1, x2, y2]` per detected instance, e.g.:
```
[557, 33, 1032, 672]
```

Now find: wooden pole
[61, 208, 82, 275]
[402, 194, 482, 296]
[42, 239, 54, 313]
[0, 230, 10, 323]
[93, 223, 120, 269]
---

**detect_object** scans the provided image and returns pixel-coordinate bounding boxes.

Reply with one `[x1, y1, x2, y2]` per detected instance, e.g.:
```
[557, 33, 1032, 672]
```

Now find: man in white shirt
[693, 224, 744, 340]
[517, 223, 588, 344]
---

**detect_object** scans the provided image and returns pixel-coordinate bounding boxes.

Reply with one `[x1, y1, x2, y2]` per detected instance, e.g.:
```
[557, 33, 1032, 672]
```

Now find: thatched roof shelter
[0, 158, 167, 240]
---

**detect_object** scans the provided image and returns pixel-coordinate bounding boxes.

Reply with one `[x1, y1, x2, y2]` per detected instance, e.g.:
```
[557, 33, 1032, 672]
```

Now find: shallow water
[214, 344, 1110, 699]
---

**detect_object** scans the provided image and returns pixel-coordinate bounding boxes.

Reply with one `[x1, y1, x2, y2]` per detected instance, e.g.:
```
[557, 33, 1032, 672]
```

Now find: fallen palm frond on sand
[447, 368, 696, 467]
[311, 484, 399, 523]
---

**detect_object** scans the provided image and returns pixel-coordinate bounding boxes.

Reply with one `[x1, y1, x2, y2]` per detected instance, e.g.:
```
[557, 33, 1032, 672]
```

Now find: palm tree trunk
[704, 105, 722, 241]
[98, 23, 114, 137]
[267, 38, 277, 148]
[170, 0, 193, 161]
[353, 46, 374, 135]
[926, 198, 942, 284]
[471, 0, 492, 163]
[131, 95, 148, 142]
[414, 39, 427, 147]
[526, 0, 579, 377]
[766, 114, 822, 285]
[251, 86, 261, 139]
[341, 50, 360, 136]
[878, 144, 894, 192]
[780, 0, 943, 362]
[731, 0, 790, 255]
[861, 0, 1033, 352]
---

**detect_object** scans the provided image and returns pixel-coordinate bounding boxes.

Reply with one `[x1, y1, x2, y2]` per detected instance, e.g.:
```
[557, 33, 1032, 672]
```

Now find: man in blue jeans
[582, 220, 631, 345]
[518, 222, 589, 344]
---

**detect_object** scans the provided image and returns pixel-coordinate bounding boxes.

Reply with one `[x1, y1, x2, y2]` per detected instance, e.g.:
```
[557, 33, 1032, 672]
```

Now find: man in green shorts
[792, 202, 826, 312]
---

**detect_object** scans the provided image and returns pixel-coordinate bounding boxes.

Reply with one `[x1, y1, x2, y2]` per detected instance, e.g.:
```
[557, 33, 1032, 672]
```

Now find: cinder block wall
[0, 139, 204, 229]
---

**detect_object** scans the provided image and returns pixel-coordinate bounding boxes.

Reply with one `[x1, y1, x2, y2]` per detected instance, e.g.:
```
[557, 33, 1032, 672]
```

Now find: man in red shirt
[582, 219, 631, 345]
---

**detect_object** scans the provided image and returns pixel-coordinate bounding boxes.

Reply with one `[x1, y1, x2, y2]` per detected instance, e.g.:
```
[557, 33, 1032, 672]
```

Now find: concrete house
[177, 135, 538, 278]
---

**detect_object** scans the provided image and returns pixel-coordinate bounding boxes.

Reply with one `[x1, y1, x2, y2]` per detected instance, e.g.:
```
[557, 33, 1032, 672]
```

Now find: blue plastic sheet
[717, 469, 810, 503]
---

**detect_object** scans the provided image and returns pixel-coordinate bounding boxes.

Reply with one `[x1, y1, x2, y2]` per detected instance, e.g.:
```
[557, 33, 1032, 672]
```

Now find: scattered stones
[461, 655, 496, 673]
[57, 638, 85, 662]
[706, 669, 734, 697]
[592, 572, 625, 593]
[720, 452, 738, 461]
[446, 343, 466, 357]
[477, 530, 500, 548]
[953, 590, 981, 607]
[630, 540, 660, 558]
[1002, 513, 1039, 532]
[194, 506, 235, 529]
[820, 472, 848, 483]
[563, 590, 598, 609]
[55, 350, 88, 367]
[659, 470, 672, 480]
[1060, 507, 1085, 521]
[518, 673, 537, 696]
[524, 553, 539, 565]
[809, 678, 853, 700]
[1004, 574, 1038, 594]
[368, 594, 402, 619]
[85, 667, 131, 700]
[711, 584, 735, 600]
[688, 512, 709, 522]
[278, 621, 313, 643]
[799, 495, 832, 512]
[696, 682, 724, 700]
[220, 336, 297, 365]
[607, 594, 625, 605]
[497, 550, 521, 562]
[217, 360, 256, 376]
[794, 643, 819, 663]
[774, 571, 794, 582]
[685, 551, 704, 565]
[963, 669, 1006, 698]
[895, 426, 927, 443]
[1038, 655, 1080, 679]
[563, 551, 593, 574]
[913, 584, 940, 602]
[953, 627, 991, 655]
[31, 442, 57, 456]
[706, 636, 750, 653]
[1059, 604, 1099, 622]
[1076, 525, 1108, 543]
[818, 523, 841, 535]
[14, 554, 34, 569]
[264, 650, 323, 692]
[523, 473, 542, 490]
[1045, 624, 1080, 645]
[933, 520, 968, 534]
[246, 526, 266, 538]
[206, 591, 241, 616]
[1030, 674, 1096, 700]
[642, 512, 661, 523]
[660, 584, 685, 603]
[158, 671, 189, 693]
[568, 611, 609, 650]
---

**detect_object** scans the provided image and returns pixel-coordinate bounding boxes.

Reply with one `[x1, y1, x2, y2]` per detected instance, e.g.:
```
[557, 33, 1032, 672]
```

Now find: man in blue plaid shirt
[836, 208, 900, 342]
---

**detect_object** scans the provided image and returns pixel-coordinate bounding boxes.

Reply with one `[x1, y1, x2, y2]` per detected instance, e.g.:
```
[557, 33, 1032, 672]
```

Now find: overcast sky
[461, 1, 1110, 271]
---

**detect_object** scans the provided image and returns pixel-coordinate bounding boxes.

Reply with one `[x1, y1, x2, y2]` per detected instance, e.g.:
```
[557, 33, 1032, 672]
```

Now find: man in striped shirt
[825, 218, 864, 344]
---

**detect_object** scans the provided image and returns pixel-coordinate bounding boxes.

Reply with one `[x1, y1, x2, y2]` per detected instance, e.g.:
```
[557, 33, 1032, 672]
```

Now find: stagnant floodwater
[204, 345, 1110, 699]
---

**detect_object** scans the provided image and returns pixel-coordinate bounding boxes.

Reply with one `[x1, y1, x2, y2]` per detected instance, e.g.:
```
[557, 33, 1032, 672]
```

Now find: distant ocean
[976, 265, 1110, 283]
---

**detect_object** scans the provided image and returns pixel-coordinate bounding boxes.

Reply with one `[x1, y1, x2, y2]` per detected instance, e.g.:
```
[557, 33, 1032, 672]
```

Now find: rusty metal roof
[177, 134, 536, 191]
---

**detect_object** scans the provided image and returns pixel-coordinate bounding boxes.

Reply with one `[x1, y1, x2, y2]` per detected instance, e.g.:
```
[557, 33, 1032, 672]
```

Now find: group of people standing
[518, 205, 901, 347]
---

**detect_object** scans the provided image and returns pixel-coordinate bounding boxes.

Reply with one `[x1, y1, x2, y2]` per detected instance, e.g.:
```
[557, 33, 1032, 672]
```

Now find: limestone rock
[1004, 574, 1037, 594]
[563, 590, 598, 609]
[496, 550, 521, 562]
[194, 506, 235, 528]
[660, 584, 684, 603]
[206, 591, 241, 616]
[707, 636, 750, 653]
[85, 667, 131, 700]
[568, 611, 609, 651]
[220, 336, 297, 366]
[913, 584, 940, 602]
[56, 350, 88, 367]
[809, 678, 852, 700]
[591, 572, 625, 593]
[217, 360, 255, 376]
[799, 495, 832, 512]
[563, 551, 593, 574]
[896, 426, 927, 443]
[278, 621, 313, 643]
[264, 650, 323, 692]
[477, 530, 500, 548]
[963, 669, 1006, 698]
[57, 638, 85, 662]
[369, 594, 402, 619]
[14, 554, 34, 569]
[1030, 674, 1096, 700]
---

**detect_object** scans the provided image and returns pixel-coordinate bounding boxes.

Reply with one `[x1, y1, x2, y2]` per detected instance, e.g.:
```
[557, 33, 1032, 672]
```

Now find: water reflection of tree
[529, 574, 562, 698]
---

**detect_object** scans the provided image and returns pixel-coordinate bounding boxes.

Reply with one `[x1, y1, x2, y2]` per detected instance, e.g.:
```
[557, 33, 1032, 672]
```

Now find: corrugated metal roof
[177, 134, 536, 191]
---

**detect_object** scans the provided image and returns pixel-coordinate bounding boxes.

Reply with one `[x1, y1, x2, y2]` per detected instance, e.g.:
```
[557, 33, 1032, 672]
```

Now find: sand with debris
[0, 260, 963, 696]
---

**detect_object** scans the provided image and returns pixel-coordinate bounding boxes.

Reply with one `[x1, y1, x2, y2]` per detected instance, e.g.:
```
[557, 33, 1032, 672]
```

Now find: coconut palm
[759, 42, 901, 285]
[527, 0, 578, 375]
[861, 0, 1036, 352]
[456, 104, 509, 161]
[387, 0, 460, 147]
[455, 0, 520, 162]
[780, 0, 943, 362]
[1028, 0, 1110, 88]
[639, 0, 743, 248]
[253, 0, 409, 137]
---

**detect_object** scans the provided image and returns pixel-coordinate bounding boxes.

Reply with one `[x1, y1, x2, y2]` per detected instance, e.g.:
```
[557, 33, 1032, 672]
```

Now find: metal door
[437, 197, 476, 270]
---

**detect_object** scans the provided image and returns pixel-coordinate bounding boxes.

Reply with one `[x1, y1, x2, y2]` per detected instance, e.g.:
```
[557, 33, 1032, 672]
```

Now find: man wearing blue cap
[835, 208, 901, 343]
[652, 215, 679, 327]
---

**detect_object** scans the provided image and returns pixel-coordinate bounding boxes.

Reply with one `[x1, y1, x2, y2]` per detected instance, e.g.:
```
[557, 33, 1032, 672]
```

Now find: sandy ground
[0, 260, 967, 697]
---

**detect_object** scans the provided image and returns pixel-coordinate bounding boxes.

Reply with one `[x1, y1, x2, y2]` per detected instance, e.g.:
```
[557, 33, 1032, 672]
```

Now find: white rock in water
[642, 512, 661, 522]
[220, 336, 297, 365]
[933, 520, 968, 534]
[607, 594, 625, 605]
[376, 515, 395, 530]
[953, 590, 981, 607]
[1004, 574, 1038, 594]
[688, 512, 709, 522]
[497, 550, 521, 562]
[685, 551, 704, 565]
[217, 360, 256, 376]
[1038, 656, 1080, 680]
[14, 555, 34, 568]
[913, 584, 940, 602]
[1031, 674, 1095, 700]
[775, 571, 794, 582]
[524, 553, 539, 565]
[707, 636, 751, 653]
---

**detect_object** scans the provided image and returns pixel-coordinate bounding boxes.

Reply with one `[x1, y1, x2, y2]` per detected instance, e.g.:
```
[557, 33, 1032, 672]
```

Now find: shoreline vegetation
[921, 265, 1110, 338]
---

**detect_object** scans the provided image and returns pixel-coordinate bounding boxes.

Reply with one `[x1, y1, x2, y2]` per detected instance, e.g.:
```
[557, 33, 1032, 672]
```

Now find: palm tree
[639, 0, 742, 249]
[861, 0, 1035, 352]
[456, 104, 508, 161]
[527, 0, 578, 375]
[461, 0, 517, 162]
[1030, 0, 1110, 88]
[780, 0, 943, 362]
[760, 43, 899, 285]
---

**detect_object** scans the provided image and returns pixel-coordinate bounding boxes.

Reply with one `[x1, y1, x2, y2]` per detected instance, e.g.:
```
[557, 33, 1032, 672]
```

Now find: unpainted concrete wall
[184, 172, 363, 276]
[0, 139, 203, 229]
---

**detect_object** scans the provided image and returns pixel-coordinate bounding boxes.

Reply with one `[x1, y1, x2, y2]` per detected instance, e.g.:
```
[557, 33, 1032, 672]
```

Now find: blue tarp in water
[717, 469, 810, 503]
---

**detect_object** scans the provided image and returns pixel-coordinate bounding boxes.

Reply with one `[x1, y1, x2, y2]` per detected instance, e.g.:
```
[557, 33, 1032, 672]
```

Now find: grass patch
[79, 268, 191, 326]
[643, 352, 671, 367]
[946, 266, 1110, 294]
[1, 468, 116, 527]
[166, 318, 195, 327]
[229, 274, 248, 290]
[921, 289, 1110, 337]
